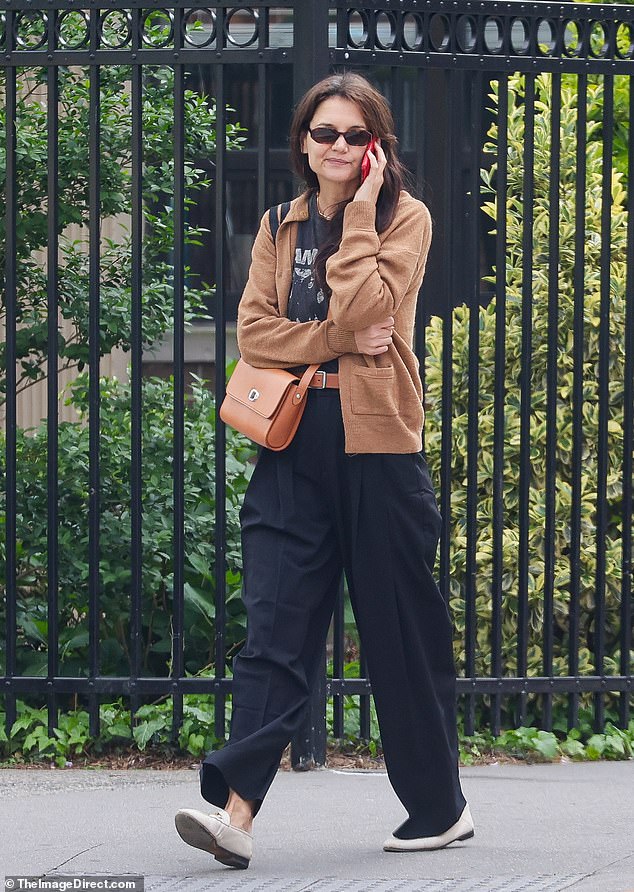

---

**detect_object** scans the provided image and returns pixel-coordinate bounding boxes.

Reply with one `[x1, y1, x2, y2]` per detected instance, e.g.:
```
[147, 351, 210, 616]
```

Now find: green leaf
[184, 582, 216, 624]
[534, 731, 560, 760]
[133, 718, 168, 750]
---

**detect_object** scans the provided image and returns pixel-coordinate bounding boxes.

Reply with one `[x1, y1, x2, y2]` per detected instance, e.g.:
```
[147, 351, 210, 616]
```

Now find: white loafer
[175, 807, 253, 869]
[383, 803, 475, 852]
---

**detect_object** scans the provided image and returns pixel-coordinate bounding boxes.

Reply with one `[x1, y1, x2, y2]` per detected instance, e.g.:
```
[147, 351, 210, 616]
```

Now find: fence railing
[1, 2, 632, 764]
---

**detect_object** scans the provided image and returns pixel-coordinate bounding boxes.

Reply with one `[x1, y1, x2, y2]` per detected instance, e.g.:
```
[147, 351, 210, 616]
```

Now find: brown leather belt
[307, 370, 339, 389]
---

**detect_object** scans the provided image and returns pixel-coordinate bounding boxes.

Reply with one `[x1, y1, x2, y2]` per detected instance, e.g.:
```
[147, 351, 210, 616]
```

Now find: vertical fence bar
[390, 66, 404, 146]
[129, 12, 144, 725]
[88, 17, 101, 736]
[488, 75, 508, 733]
[256, 0, 269, 213]
[358, 640, 370, 742]
[335, 1, 347, 49]
[414, 67, 426, 387]
[213, 60, 228, 742]
[569, 73, 587, 731]
[438, 67, 455, 607]
[517, 73, 535, 729]
[293, 0, 329, 114]
[47, 27, 60, 738]
[257, 62, 268, 218]
[491, 74, 508, 736]
[3, 46, 18, 736]
[259, 2, 269, 52]
[171, 10, 186, 742]
[291, 658, 327, 769]
[290, 0, 330, 766]
[464, 70, 483, 737]
[594, 75, 614, 731]
[543, 73, 561, 732]
[328, 5, 348, 739]
[621, 77, 634, 729]
[332, 581, 345, 738]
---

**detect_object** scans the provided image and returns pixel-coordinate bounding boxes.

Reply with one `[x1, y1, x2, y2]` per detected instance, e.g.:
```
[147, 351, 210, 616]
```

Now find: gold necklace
[316, 194, 332, 219]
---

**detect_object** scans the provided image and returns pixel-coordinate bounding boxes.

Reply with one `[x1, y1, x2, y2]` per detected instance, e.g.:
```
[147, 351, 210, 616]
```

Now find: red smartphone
[361, 137, 377, 182]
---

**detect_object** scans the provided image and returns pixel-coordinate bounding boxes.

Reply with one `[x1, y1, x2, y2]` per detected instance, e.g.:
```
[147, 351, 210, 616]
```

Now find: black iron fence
[1, 2, 633, 763]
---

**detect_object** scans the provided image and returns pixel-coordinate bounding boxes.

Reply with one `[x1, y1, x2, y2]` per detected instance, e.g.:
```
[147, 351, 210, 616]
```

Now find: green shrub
[0, 39, 246, 399]
[2, 697, 632, 767]
[423, 72, 633, 725]
[0, 374, 256, 680]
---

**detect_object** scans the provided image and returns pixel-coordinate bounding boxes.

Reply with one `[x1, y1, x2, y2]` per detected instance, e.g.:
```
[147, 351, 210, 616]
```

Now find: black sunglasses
[308, 127, 373, 147]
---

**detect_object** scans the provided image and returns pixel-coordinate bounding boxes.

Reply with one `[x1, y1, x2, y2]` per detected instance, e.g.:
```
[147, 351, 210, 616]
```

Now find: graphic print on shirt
[288, 244, 327, 322]
[296, 248, 317, 270]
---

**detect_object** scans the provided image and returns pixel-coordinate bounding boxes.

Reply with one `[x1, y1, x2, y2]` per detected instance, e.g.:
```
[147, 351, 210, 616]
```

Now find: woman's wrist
[326, 322, 359, 355]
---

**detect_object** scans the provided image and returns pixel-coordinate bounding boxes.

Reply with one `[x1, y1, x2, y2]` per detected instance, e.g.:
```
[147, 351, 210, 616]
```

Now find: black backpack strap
[268, 200, 291, 244]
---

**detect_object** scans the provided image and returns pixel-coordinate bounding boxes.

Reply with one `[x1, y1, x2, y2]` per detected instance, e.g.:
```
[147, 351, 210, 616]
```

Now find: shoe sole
[174, 812, 250, 869]
[384, 828, 475, 852]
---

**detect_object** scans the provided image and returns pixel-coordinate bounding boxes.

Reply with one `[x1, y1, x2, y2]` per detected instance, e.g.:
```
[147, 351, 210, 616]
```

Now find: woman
[175, 72, 473, 869]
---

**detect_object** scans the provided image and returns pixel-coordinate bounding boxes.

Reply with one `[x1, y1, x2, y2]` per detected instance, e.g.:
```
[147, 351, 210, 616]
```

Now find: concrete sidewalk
[1, 761, 633, 892]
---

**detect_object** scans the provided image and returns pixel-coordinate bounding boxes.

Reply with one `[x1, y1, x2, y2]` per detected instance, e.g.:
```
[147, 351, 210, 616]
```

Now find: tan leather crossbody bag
[219, 359, 320, 451]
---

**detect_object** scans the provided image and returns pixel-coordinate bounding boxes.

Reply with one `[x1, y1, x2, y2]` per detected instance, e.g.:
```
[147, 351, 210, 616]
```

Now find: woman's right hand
[353, 316, 395, 355]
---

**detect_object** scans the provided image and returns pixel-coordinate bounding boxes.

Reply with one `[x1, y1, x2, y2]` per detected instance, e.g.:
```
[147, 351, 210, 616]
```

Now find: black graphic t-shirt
[287, 192, 338, 375]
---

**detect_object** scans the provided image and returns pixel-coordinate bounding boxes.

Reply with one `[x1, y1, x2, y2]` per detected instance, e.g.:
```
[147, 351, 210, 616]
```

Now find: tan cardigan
[236, 190, 433, 453]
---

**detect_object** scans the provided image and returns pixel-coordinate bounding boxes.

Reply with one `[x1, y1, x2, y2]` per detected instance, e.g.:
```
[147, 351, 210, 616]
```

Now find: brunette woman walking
[175, 71, 473, 868]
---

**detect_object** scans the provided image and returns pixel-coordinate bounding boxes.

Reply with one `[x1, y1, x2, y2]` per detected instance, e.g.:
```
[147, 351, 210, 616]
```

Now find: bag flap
[225, 361, 298, 420]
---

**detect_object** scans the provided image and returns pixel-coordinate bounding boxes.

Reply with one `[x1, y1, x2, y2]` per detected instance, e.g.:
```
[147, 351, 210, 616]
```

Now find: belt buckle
[314, 370, 327, 389]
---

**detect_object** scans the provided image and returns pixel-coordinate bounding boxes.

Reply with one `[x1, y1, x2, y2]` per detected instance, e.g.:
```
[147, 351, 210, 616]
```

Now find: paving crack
[294, 881, 336, 892]
[42, 843, 105, 875]
[567, 849, 634, 888]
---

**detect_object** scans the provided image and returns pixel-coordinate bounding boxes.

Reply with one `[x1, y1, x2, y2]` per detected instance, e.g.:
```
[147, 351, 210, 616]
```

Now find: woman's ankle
[225, 788, 256, 831]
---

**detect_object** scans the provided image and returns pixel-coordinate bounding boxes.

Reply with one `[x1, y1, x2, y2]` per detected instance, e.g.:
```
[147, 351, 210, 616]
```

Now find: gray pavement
[0, 760, 633, 892]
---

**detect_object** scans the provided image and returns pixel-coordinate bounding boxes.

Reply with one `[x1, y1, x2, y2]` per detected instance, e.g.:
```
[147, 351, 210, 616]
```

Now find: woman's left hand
[353, 139, 387, 206]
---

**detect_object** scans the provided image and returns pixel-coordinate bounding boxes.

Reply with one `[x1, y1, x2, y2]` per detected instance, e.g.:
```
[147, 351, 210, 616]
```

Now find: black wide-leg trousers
[200, 388, 467, 837]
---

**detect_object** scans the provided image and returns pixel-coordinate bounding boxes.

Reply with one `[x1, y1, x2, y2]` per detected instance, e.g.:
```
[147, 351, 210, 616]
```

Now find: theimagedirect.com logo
[5, 878, 144, 891]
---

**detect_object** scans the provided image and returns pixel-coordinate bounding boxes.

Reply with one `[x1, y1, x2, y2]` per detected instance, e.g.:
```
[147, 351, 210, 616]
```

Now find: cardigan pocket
[350, 366, 398, 416]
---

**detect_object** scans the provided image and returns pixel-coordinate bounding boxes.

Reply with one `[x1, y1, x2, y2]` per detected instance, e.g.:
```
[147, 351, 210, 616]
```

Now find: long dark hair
[289, 72, 408, 295]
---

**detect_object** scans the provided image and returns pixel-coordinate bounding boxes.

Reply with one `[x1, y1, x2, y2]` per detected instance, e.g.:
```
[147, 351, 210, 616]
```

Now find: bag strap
[269, 199, 319, 391]
[295, 363, 321, 401]
[269, 200, 291, 244]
